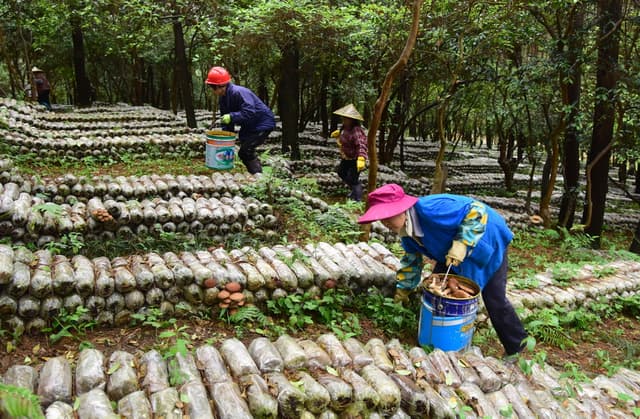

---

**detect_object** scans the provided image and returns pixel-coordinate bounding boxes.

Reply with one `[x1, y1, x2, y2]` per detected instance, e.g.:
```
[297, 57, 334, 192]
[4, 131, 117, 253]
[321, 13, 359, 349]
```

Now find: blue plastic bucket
[418, 275, 480, 351]
[205, 130, 236, 170]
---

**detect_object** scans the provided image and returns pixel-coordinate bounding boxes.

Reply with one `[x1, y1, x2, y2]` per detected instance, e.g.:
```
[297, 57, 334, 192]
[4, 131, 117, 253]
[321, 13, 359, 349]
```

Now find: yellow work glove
[330, 129, 341, 138]
[357, 156, 366, 172]
[221, 114, 232, 124]
[393, 288, 411, 305]
[446, 240, 467, 267]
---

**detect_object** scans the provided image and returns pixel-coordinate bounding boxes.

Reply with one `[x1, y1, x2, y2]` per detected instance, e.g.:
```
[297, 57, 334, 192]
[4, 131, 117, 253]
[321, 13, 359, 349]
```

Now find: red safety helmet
[206, 66, 231, 85]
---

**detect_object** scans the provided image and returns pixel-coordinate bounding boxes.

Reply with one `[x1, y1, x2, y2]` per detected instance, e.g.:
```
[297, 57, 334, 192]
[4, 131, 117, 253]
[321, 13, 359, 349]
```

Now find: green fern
[0, 383, 44, 419]
[524, 308, 576, 349]
[227, 306, 268, 325]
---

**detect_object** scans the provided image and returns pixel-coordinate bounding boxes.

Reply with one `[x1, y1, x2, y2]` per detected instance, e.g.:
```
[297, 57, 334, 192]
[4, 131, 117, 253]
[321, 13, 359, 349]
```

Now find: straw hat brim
[31, 66, 44, 73]
[333, 104, 364, 121]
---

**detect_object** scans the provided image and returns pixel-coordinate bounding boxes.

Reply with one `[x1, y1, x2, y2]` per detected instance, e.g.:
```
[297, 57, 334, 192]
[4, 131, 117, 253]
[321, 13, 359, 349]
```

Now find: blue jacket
[400, 194, 513, 289]
[219, 83, 275, 139]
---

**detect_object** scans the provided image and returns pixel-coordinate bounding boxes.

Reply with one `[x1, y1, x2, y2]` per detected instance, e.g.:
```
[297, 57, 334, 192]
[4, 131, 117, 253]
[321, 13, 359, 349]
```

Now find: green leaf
[107, 362, 121, 375]
[326, 366, 339, 376]
[445, 372, 453, 386]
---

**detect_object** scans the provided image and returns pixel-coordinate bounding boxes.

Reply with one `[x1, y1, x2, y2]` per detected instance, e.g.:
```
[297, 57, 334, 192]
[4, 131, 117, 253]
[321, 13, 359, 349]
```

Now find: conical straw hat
[333, 103, 364, 121]
[31, 66, 44, 73]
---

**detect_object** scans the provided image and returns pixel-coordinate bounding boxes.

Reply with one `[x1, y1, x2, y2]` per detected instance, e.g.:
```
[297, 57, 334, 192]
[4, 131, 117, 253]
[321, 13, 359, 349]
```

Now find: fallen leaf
[107, 362, 121, 375]
[326, 366, 339, 376]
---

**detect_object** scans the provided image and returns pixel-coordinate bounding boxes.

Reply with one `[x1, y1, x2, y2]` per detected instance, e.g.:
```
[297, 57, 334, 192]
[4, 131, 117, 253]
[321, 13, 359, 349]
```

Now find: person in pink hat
[358, 183, 527, 356]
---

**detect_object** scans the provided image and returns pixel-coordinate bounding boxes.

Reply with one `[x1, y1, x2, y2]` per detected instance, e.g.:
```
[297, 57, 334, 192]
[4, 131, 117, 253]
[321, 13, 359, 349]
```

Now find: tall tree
[70, 9, 92, 107]
[172, 15, 196, 127]
[582, 0, 622, 247]
[558, 6, 585, 229]
[278, 39, 300, 157]
[367, 0, 423, 194]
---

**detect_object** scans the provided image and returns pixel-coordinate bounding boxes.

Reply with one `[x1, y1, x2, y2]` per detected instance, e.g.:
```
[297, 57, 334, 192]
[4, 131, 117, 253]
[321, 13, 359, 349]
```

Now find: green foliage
[354, 289, 417, 336]
[0, 383, 44, 419]
[614, 294, 640, 319]
[549, 261, 581, 283]
[32, 203, 63, 218]
[266, 289, 362, 338]
[313, 201, 363, 244]
[44, 232, 86, 255]
[131, 307, 178, 336]
[593, 265, 617, 278]
[595, 349, 620, 376]
[267, 293, 314, 331]
[42, 306, 96, 344]
[523, 308, 575, 349]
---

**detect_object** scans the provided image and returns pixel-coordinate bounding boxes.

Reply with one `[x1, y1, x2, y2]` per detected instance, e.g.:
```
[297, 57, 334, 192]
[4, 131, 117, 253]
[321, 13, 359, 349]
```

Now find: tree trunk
[364, 0, 423, 242]
[582, 0, 621, 247]
[70, 14, 92, 107]
[132, 55, 144, 106]
[257, 74, 269, 105]
[173, 18, 197, 128]
[635, 161, 640, 194]
[320, 71, 329, 139]
[631, 220, 640, 254]
[431, 101, 449, 194]
[279, 40, 300, 159]
[498, 131, 518, 192]
[558, 9, 584, 229]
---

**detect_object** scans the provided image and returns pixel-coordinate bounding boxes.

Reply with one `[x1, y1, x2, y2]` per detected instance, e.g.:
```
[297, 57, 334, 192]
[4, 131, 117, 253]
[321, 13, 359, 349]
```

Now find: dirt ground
[1, 310, 638, 379]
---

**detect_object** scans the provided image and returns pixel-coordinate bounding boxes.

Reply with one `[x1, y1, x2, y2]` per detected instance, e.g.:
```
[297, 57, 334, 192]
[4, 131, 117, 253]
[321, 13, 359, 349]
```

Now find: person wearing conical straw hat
[31, 66, 52, 111]
[330, 104, 368, 201]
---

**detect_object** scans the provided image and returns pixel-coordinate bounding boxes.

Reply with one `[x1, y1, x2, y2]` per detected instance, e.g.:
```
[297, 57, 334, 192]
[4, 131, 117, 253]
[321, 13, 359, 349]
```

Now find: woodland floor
[1, 302, 638, 379]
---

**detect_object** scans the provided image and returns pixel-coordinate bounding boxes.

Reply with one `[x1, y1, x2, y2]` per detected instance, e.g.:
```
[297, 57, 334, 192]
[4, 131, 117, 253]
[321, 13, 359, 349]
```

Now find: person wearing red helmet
[206, 66, 276, 175]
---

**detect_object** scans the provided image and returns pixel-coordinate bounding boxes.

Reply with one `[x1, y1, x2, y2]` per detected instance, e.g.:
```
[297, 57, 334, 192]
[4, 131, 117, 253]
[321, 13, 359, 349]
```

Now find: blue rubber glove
[221, 114, 232, 125]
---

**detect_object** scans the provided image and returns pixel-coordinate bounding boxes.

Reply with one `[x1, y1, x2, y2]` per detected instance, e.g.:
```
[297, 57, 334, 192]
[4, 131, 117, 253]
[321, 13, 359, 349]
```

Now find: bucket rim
[423, 273, 480, 301]
[206, 129, 236, 137]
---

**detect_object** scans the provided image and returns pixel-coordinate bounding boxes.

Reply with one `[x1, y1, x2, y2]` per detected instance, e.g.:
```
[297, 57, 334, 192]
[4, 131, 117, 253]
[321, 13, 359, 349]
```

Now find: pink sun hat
[358, 184, 418, 224]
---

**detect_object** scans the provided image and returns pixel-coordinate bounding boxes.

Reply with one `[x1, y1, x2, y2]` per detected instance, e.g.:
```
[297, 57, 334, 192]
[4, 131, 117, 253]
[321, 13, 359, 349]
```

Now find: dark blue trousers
[435, 250, 527, 355]
[238, 130, 270, 173]
[337, 159, 363, 201]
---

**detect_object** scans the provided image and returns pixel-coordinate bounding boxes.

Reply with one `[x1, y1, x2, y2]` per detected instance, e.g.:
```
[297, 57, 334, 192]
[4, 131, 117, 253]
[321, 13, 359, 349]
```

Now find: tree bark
[70, 14, 92, 107]
[581, 0, 621, 247]
[631, 220, 640, 254]
[173, 18, 197, 128]
[366, 0, 423, 196]
[278, 40, 300, 159]
[320, 71, 329, 139]
[558, 9, 584, 229]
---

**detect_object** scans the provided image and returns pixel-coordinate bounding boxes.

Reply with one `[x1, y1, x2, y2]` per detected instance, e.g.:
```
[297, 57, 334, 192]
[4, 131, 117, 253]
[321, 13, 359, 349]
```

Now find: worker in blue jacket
[359, 183, 528, 356]
[206, 66, 276, 175]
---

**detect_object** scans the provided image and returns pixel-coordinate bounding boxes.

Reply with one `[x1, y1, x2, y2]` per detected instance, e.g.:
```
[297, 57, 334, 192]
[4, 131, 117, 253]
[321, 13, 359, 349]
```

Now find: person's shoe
[502, 353, 520, 365]
[245, 159, 263, 174]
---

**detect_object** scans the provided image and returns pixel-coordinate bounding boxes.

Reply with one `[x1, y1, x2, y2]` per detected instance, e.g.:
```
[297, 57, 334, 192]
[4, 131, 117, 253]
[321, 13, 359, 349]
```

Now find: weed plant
[0, 383, 44, 419]
[43, 306, 96, 344]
